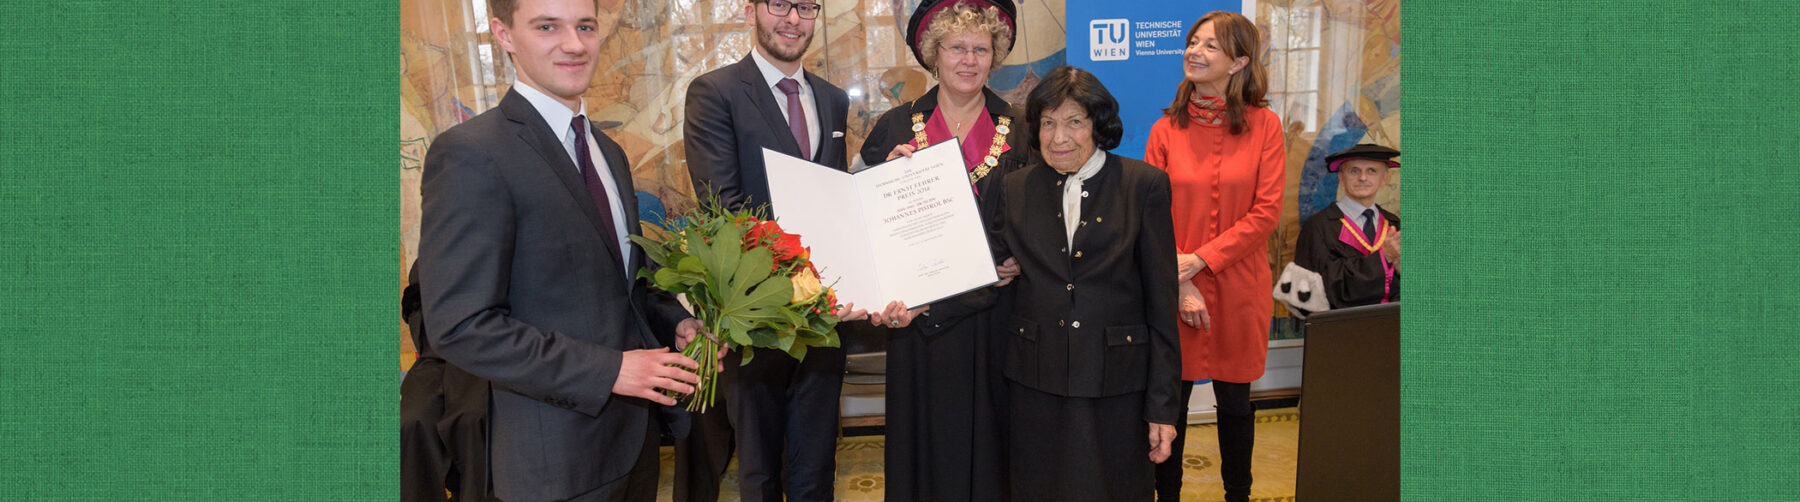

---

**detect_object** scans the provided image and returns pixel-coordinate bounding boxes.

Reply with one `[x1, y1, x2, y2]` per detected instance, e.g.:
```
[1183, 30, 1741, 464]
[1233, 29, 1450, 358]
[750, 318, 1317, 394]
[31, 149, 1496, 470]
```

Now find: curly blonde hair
[916, 2, 1013, 72]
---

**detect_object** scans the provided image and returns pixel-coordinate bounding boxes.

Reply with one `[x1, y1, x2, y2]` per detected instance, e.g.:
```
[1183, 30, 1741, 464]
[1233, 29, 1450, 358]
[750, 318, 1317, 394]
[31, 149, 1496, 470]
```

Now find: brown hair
[488, 0, 599, 25]
[489, 0, 520, 25]
[1164, 11, 1268, 134]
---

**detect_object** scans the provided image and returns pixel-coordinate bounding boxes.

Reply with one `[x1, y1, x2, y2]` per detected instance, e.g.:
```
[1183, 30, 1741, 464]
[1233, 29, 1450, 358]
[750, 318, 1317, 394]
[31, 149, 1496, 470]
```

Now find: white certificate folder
[762, 139, 999, 309]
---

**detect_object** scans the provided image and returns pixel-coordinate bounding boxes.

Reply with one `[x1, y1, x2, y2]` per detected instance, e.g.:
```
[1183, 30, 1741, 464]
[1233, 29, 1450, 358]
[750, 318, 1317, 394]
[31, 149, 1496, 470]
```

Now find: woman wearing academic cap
[1142, 11, 1286, 502]
[989, 65, 1182, 501]
[857, 0, 1025, 500]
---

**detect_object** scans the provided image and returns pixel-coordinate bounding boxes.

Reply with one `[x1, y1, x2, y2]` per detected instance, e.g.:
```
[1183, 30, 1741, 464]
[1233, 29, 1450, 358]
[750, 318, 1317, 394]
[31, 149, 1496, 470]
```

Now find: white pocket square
[832, 131, 845, 138]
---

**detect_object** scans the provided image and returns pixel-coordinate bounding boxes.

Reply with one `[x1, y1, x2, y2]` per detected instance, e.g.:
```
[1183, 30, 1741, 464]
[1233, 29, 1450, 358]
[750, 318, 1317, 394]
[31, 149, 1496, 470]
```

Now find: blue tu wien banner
[1066, 0, 1240, 160]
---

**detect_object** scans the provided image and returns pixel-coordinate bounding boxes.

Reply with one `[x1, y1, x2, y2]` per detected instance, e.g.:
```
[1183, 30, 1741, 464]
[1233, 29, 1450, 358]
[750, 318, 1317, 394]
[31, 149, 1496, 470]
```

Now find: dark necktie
[775, 78, 811, 160]
[1362, 208, 1378, 241]
[572, 115, 624, 268]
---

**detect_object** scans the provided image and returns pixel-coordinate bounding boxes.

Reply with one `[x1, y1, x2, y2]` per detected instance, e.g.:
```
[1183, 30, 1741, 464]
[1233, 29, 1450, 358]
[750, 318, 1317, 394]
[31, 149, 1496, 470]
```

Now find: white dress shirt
[513, 81, 633, 278]
[750, 49, 821, 159]
[1336, 198, 1383, 234]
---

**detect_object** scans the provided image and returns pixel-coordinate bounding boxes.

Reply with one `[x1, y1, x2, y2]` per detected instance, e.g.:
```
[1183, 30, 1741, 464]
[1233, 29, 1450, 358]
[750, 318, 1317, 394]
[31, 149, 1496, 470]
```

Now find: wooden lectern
[1296, 302, 1399, 501]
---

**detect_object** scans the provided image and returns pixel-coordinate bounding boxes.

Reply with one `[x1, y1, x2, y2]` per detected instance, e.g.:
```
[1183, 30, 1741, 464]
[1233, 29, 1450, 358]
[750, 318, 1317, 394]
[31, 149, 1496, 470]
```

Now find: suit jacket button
[1058, 320, 1065, 327]
[1074, 251, 1083, 258]
[1125, 335, 1132, 342]
[1072, 321, 1082, 328]
[1066, 283, 1074, 291]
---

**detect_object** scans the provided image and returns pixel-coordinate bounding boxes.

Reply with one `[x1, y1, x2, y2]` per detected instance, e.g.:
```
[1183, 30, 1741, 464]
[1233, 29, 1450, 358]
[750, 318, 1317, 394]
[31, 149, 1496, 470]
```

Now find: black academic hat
[1325, 143, 1401, 172]
[906, 0, 1018, 72]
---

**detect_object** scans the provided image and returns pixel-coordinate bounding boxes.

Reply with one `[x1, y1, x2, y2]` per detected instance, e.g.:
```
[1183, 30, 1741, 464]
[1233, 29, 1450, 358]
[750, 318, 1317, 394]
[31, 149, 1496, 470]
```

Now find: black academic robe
[1293, 204, 1401, 309]
[858, 85, 1024, 502]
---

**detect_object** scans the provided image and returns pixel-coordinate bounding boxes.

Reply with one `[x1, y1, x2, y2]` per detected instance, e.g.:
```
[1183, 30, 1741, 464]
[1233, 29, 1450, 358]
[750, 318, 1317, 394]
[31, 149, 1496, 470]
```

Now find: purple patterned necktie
[572, 115, 623, 268]
[775, 78, 811, 160]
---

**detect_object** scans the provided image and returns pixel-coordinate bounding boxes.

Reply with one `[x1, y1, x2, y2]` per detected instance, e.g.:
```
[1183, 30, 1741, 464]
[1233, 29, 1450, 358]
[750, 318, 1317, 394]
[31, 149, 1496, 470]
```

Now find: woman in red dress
[1143, 11, 1286, 502]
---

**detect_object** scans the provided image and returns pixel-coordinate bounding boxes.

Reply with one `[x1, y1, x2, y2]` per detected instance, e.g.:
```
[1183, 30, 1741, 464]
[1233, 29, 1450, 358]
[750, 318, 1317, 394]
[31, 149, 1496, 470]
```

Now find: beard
[754, 17, 812, 63]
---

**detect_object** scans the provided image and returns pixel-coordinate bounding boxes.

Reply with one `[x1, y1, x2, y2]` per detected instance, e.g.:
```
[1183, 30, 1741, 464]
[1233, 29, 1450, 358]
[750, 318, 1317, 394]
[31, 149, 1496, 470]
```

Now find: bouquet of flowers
[628, 197, 842, 412]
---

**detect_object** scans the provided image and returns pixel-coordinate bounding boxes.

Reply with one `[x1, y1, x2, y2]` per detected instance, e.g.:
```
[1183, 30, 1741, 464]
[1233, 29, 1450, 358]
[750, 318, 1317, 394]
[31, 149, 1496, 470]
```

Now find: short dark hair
[489, 0, 599, 25]
[1024, 65, 1124, 152]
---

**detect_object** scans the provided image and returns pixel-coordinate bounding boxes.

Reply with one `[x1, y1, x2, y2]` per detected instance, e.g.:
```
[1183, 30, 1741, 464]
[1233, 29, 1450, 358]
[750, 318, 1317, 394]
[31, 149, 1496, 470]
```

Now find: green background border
[1403, 2, 1798, 499]
[2, 1, 398, 498]
[2, 1, 1794, 499]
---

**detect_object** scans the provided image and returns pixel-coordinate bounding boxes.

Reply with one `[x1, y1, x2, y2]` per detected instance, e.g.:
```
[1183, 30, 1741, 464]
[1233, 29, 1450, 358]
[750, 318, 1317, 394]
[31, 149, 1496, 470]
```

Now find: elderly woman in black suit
[989, 65, 1183, 501]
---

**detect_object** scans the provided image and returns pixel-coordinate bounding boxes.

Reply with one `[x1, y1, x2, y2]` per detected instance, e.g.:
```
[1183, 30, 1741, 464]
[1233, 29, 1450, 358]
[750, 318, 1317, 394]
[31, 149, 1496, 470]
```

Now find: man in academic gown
[1294, 143, 1401, 310]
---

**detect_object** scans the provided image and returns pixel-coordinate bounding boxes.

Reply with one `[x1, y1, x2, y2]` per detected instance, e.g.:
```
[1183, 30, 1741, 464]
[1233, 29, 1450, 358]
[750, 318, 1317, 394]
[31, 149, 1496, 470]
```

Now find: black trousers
[1154, 380, 1255, 502]
[724, 345, 846, 502]
[672, 401, 734, 502]
[401, 356, 493, 502]
[557, 422, 662, 502]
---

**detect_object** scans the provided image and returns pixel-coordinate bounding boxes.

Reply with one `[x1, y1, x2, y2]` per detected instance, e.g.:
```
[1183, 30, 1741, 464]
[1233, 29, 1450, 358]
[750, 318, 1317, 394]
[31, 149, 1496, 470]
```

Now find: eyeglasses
[939, 43, 992, 59]
[761, 0, 821, 20]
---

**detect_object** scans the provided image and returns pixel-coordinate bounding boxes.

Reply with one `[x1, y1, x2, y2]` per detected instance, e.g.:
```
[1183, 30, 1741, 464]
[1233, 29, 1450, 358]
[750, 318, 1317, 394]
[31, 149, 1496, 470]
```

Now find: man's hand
[674, 318, 728, 369]
[1149, 423, 1178, 463]
[1177, 253, 1205, 281]
[994, 257, 1021, 287]
[1179, 281, 1211, 330]
[675, 318, 702, 350]
[612, 348, 701, 406]
[869, 301, 926, 328]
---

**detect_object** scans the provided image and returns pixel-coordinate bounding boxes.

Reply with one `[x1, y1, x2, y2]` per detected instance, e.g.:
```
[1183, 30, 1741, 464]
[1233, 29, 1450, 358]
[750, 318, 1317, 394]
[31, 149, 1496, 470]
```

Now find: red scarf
[1188, 95, 1225, 125]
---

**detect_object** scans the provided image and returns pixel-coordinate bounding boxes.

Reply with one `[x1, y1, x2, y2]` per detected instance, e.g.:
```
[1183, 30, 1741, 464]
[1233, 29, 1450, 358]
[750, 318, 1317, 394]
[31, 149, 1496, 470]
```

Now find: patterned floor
[653, 407, 1300, 501]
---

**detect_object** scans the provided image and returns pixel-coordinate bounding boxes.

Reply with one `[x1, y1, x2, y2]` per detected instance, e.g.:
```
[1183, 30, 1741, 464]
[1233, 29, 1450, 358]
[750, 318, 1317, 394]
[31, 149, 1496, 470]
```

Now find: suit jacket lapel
[1027, 166, 1068, 272]
[736, 57, 803, 158]
[806, 72, 836, 164]
[594, 123, 641, 271]
[499, 89, 628, 269]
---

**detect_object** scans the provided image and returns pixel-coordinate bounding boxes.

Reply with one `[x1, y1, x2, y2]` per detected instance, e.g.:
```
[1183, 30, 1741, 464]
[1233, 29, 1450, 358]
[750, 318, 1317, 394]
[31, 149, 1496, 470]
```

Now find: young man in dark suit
[680, 1, 864, 501]
[417, 0, 707, 500]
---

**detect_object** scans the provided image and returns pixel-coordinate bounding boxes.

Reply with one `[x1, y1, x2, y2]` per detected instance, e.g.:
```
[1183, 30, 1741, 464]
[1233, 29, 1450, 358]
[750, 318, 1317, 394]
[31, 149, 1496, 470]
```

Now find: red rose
[744, 220, 805, 264]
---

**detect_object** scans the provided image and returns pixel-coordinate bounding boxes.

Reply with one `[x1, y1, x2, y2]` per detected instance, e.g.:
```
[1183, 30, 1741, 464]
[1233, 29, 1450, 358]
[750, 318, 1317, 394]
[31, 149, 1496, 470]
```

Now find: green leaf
[785, 342, 809, 362]
[729, 274, 792, 316]
[653, 268, 703, 291]
[738, 347, 756, 366]
[777, 327, 796, 351]
[723, 317, 755, 346]
[677, 256, 706, 274]
[684, 230, 713, 273]
[730, 246, 774, 295]
[706, 220, 744, 287]
[627, 234, 671, 267]
[777, 306, 807, 328]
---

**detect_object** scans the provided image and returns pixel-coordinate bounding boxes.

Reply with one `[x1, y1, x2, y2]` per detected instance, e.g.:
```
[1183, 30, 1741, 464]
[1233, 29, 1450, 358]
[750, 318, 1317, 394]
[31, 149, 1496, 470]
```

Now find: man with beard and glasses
[680, 1, 865, 501]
